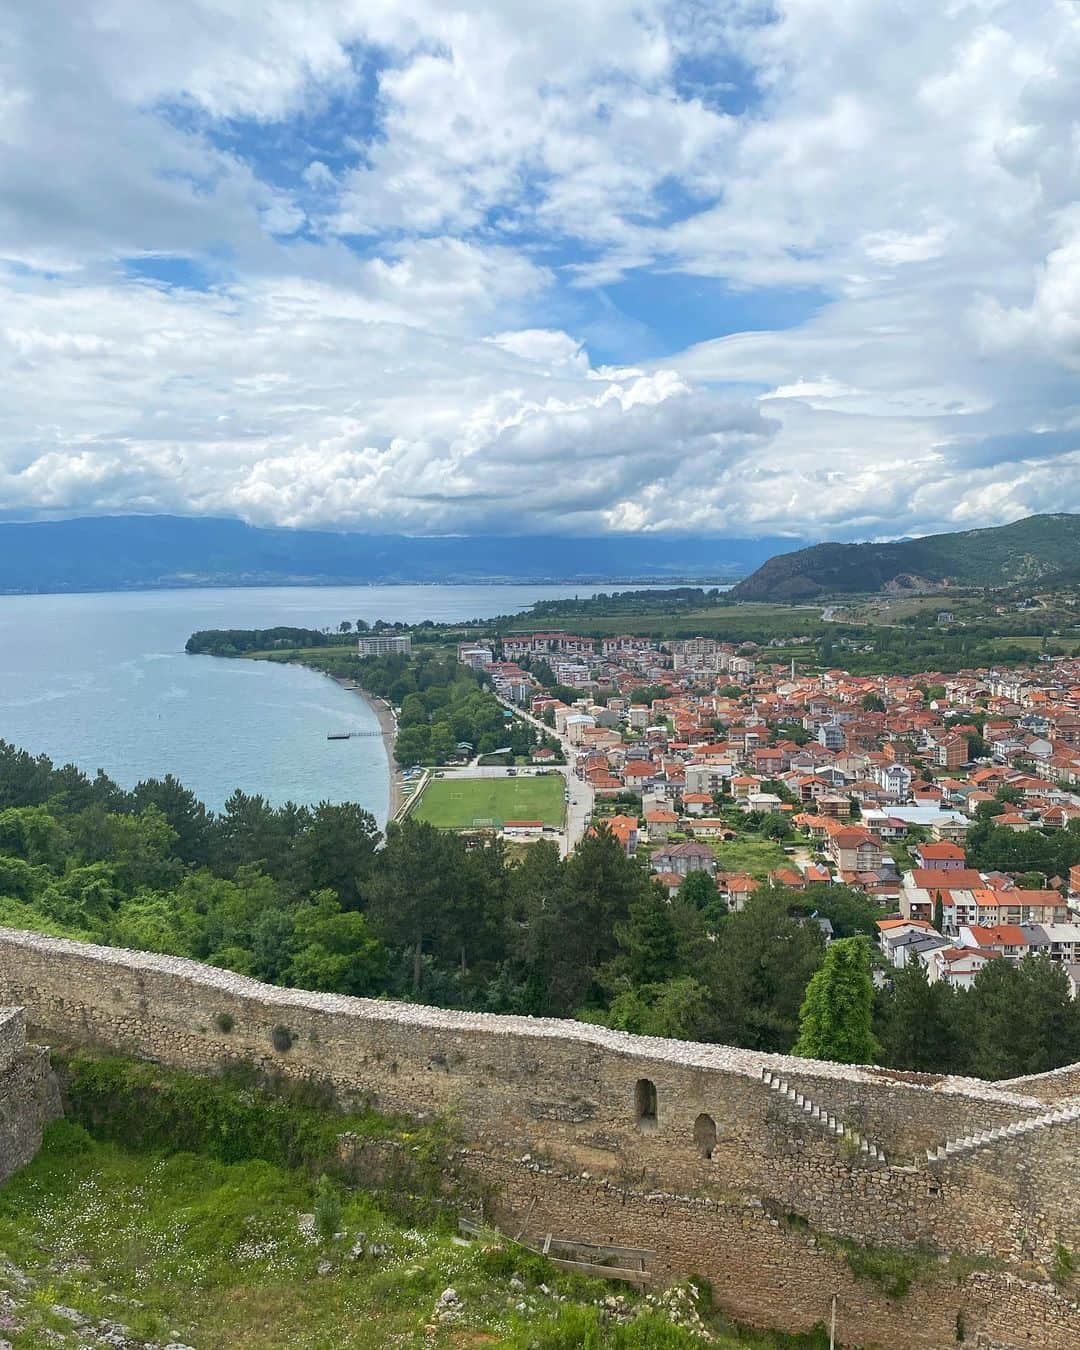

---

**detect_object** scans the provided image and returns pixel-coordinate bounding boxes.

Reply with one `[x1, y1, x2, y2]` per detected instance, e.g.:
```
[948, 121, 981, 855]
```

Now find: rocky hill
[729, 513, 1080, 600]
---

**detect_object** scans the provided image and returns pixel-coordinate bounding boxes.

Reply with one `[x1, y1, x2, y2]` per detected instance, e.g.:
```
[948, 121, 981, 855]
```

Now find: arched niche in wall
[694, 1112, 717, 1159]
[635, 1077, 658, 1132]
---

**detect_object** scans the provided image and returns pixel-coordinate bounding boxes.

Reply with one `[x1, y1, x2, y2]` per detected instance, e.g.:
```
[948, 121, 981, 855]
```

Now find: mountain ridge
[0, 514, 802, 594]
[729, 513, 1080, 600]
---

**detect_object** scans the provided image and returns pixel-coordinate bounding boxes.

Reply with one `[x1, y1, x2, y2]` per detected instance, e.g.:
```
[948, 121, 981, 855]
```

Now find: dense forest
[1, 740, 1078, 1080]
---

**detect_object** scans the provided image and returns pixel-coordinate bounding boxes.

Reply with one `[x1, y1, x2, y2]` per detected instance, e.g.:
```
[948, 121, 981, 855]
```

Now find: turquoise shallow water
[0, 584, 603, 822]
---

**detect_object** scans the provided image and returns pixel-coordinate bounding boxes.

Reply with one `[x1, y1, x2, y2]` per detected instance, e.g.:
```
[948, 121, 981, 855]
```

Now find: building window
[635, 1078, 658, 1131]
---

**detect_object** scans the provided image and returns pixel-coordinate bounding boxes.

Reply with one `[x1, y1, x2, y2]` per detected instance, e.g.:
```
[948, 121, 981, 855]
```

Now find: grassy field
[709, 837, 791, 878]
[500, 603, 829, 642]
[413, 773, 566, 829]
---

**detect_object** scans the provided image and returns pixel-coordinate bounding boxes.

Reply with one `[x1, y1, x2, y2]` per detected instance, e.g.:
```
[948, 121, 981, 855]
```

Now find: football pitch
[412, 773, 566, 829]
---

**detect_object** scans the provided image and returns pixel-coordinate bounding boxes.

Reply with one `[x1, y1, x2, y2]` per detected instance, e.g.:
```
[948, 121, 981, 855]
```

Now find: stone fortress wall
[0, 926, 1078, 1348]
[0, 1005, 61, 1183]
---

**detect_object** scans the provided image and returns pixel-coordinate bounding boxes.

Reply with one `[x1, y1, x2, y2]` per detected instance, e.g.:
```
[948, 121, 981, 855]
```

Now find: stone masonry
[0, 1005, 61, 1183]
[0, 926, 1077, 1347]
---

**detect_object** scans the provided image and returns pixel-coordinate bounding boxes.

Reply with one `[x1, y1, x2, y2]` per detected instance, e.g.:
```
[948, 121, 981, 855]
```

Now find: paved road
[495, 699, 595, 856]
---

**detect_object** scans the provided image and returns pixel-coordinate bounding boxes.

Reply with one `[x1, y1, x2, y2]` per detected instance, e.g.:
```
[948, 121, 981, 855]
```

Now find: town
[450, 628, 1080, 995]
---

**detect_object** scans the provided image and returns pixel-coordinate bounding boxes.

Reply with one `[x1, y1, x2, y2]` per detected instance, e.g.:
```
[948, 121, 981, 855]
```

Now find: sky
[1, 0, 1077, 542]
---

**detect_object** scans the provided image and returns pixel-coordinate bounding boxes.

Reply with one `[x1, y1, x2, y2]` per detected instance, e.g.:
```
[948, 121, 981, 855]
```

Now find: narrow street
[500, 699, 594, 856]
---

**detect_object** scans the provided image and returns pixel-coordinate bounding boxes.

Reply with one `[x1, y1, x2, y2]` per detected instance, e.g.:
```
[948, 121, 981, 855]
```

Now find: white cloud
[0, 268, 775, 533]
[0, 0, 1077, 541]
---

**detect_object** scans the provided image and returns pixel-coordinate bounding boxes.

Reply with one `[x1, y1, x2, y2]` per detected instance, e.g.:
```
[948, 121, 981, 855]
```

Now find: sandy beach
[369, 692, 404, 819]
[331, 676, 403, 821]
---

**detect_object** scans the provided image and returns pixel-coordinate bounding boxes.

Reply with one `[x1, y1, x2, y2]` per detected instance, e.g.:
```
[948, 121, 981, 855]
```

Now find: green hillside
[729, 514, 1080, 601]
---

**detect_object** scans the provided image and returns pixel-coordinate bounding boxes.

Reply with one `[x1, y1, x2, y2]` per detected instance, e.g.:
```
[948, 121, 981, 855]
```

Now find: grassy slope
[414, 775, 566, 829]
[0, 1066, 830, 1350]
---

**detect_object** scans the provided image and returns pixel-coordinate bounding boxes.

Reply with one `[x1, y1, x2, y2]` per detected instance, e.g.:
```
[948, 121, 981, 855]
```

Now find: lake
[0, 584, 619, 823]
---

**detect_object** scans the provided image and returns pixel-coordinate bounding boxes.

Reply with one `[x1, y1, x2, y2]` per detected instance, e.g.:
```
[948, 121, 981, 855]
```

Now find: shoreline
[331, 676, 403, 822]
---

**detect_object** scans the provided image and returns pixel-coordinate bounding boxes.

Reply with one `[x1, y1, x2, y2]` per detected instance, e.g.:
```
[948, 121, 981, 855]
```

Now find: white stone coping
[0, 927, 1061, 1108]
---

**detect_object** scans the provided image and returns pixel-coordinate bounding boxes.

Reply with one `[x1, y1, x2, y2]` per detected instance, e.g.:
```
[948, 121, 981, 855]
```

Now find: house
[716, 872, 761, 912]
[877, 917, 940, 962]
[818, 722, 846, 751]
[644, 808, 679, 843]
[986, 889, 1071, 926]
[913, 841, 967, 871]
[684, 763, 733, 795]
[933, 734, 969, 770]
[605, 814, 640, 856]
[802, 862, 832, 885]
[746, 791, 784, 814]
[825, 824, 884, 873]
[623, 760, 658, 790]
[563, 714, 597, 745]
[931, 946, 999, 988]
[958, 923, 1029, 961]
[651, 841, 716, 877]
[688, 819, 739, 840]
[874, 762, 914, 800]
[1020, 923, 1080, 964]
[682, 792, 714, 816]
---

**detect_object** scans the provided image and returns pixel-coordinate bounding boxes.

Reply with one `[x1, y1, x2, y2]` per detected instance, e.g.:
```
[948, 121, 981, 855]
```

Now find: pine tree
[1017, 954, 1080, 1074]
[967, 959, 1027, 1079]
[793, 936, 879, 1064]
[611, 887, 679, 987]
[879, 959, 955, 1071]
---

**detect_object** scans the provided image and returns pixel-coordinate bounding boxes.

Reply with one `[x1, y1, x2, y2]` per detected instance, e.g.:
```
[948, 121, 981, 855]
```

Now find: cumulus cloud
[0, 0, 1077, 539]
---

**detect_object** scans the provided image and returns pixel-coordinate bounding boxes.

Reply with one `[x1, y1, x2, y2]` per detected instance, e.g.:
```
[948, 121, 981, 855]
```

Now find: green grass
[413, 774, 566, 830]
[0, 1120, 714, 1350]
[0, 1122, 831, 1349]
[709, 837, 790, 878]
[0, 1050, 834, 1350]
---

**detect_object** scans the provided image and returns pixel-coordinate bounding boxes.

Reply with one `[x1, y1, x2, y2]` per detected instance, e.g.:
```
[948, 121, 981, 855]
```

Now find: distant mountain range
[0, 515, 803, 594]
[730, 513, 1080, 601]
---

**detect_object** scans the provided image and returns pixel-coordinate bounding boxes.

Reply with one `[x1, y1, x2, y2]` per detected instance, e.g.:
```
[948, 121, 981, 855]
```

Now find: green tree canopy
[793, 936, 879, 1065]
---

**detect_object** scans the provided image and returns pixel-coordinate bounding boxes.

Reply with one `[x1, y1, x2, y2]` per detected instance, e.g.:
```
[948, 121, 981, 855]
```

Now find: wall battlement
[0, 926, 1077, 1348]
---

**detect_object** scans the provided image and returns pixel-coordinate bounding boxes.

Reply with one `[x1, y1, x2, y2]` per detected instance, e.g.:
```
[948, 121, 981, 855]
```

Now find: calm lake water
[0, 585, 615, 823]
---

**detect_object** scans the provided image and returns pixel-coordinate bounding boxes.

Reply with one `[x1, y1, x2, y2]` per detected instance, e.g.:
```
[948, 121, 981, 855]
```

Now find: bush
[272, 1024, 295, 1052]
[840, 1239, 920, 1299]
[313, 1173, 342, 1246]
[213, 1011, 235, 1034]
[1051, 1243, 1074, 1288]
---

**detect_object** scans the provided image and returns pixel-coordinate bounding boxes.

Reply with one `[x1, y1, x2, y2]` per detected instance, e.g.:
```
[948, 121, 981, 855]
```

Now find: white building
[358, 633, 412, 657]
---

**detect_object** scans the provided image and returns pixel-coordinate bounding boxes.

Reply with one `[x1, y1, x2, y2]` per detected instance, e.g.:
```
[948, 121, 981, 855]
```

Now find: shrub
[272, 1024, 295, 1052]
[840, 1240, 919, 1299]
[213, 1011, 235, 1034]
[313, 1173, 342, 1247]
[1051, 1243, 1074, 1288]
